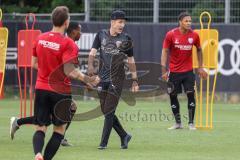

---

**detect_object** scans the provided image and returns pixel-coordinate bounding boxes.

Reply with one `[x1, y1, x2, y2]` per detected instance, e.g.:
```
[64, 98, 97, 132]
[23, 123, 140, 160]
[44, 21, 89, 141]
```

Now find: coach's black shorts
[168, 70, 195, 95]
[34, 89, 72, 126]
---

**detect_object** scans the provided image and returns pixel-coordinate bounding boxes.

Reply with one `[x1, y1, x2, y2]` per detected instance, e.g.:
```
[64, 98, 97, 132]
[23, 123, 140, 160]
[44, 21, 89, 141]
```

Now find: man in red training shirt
[161, 12, 207, 130]
[30, 6, 99, 160]
[10, 22, 83, 147]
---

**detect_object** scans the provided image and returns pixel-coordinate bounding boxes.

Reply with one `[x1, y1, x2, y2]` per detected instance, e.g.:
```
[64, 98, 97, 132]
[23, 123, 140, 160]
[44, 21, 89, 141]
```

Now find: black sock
[33, 130, 45, 155]
[43, 132, 64, 160]
[170, 94, 181, 123]
[65, 108, 76, 132]
[17, 116, 34, 126]
[65, 122, 71, 132]
[187, 92, 196, 124]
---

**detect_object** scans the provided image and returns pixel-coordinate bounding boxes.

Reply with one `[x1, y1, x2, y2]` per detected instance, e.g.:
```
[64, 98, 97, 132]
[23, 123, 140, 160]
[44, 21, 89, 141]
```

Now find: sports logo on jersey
[116, 41, 122, 48]
[174, 39, 179, 44]
[188, 38, 193, 44]
[38, 40, 60, 51]
[175, 44, 192, 50]
[102, 38, 106, 45]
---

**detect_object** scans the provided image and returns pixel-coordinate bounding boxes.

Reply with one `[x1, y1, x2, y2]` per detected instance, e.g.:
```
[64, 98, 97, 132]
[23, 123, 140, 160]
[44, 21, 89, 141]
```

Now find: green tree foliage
[90, 0, 153, 22]
[191, 0, 225, 23]
[159, 1, 197, 23]
[49, 0, 84, 13]
[90, 0, 124, 21]
[230, 0, 240, 23]
[0, 0, 84, 13]
[1, 0, 239, 23]
[1, 0, 38, 13]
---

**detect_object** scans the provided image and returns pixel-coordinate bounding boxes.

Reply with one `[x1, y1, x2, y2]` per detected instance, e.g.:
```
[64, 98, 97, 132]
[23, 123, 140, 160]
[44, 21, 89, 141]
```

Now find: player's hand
[161, 72, 168, 82]
[131, 81, 139, 92]
[89, 75, 100, 86]
[84, 75, 100, 88]
[197, 68, 208, 79]
[87, 66, 95, 76]
[84, 84, 94, 91]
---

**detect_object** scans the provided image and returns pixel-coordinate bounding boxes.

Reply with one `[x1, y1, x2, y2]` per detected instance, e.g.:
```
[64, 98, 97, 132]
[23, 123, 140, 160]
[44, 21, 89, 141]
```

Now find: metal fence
[1, 1, 240, 23]
[87, 0, 240, 24]
[2, 13, 85, 22]
[88, 0, 154, 22]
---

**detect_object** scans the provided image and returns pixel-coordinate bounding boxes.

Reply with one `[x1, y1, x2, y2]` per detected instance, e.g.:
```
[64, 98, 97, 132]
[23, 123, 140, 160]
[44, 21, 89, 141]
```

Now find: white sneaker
[10, 117, 19, 140]
[35, 153, 44, 160]
[61, 138, 73, 147]
[168, 123, 183, 130]
[188, 123, 197, 130]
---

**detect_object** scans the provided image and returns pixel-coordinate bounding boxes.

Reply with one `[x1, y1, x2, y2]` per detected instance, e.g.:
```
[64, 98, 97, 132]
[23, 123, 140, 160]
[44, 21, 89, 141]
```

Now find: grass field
[0, 99, 239, 160]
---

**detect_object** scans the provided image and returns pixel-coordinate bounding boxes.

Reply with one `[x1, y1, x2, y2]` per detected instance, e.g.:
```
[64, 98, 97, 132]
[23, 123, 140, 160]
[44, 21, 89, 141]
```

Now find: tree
[90, 0, 153, 22]
[191, 0, 225, 23]
[159, 1, 197, 23]
[1, 0, 38, 13]
[230, 0, 240, 23]
[0, 0, 84, 13]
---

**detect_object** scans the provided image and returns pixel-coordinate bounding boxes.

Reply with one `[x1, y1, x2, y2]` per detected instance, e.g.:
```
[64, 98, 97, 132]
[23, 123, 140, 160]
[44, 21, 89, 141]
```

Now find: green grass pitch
[0, 99, 239, 160]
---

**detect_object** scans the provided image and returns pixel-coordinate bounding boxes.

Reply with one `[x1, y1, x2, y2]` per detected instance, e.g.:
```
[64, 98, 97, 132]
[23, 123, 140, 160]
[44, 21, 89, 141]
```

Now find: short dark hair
[178, 12, 191, 21]
[66, 22, 81, 35]
[51, 6, 69, 27]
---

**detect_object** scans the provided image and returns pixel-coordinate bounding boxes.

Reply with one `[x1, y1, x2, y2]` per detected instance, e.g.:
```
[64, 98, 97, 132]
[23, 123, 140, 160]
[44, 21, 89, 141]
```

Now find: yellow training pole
[210, 69, 217, 128]
[199, 12, 204, 127]
[200, 76, 203, 127]
[0, 9, 9, 96]
[0, 9, 2, 20]
[0, 8, 2, 96]
[195, 82, 199, 127]
[193, 11, 218, 130]
[200, 12, 212, 128]
[210, 38, 218, 129]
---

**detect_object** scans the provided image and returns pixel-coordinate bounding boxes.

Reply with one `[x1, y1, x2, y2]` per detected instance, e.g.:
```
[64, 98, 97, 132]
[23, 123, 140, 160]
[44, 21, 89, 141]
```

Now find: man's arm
[31, 56, 38, 70]
[161, 48, 169, 81]
[194, 33, 207, 79]
[127, 56, 137, 80]
[196, 47, 208, 79]
[161, 31, 171, 81]
[88, 32, 100, 76]
[128, 56, 139, 92]
[196, 47, 203, 68]
[64, 62, 99, 87]
[87, 48, 97, 76]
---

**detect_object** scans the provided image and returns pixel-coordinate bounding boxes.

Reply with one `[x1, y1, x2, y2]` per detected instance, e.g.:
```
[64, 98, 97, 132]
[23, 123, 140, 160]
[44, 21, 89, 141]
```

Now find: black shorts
[168, 70, 195, 95]
[33, 89, 73, 126]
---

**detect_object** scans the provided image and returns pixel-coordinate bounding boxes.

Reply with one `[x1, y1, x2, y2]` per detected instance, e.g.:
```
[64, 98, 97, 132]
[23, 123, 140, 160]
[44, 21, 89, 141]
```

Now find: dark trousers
[98, 81, 127, 146]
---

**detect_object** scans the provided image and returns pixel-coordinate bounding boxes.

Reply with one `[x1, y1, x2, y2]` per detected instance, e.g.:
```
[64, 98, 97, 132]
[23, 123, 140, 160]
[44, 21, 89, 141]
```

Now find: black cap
[111, 10, 127, 20]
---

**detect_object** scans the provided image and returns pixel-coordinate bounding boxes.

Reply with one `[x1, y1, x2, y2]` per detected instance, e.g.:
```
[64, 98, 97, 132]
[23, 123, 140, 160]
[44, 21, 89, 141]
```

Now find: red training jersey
[33, 32, 79, 94]
[163, 27, 200, 73]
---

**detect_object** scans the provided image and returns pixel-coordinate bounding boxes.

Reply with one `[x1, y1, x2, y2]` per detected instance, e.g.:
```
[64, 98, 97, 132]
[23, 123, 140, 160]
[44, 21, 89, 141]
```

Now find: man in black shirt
[88, 10, 139, 149]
